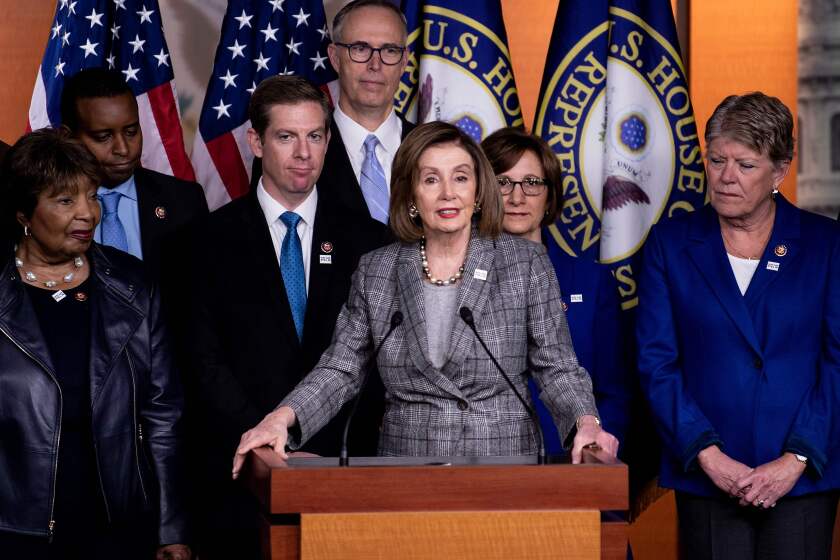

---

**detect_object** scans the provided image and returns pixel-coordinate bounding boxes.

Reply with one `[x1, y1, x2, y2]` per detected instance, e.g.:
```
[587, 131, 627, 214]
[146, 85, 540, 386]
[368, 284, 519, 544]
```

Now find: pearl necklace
[419, 237, 465, 287]
[14, 248, 84, 288]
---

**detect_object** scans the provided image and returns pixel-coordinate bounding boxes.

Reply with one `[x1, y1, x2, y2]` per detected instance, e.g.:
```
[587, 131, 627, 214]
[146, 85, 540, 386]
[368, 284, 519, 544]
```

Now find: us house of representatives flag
[533, 0, 706, 311]
[397, 0, 523, 141]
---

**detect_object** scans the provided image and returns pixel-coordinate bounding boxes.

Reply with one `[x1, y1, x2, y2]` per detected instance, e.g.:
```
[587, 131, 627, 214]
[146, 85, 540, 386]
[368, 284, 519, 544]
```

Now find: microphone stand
[460, 306, 547, 465]
[339, 311, 403, 466]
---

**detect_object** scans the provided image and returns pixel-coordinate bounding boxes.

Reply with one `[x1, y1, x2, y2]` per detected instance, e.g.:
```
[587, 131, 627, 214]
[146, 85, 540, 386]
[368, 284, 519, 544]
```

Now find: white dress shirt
[332, 105, 403, 190]
[257, 179, 318, 292]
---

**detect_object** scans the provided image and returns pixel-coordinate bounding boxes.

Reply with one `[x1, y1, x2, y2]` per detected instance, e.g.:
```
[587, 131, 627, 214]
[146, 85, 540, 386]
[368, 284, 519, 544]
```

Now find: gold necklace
[722, 227, 772, 261]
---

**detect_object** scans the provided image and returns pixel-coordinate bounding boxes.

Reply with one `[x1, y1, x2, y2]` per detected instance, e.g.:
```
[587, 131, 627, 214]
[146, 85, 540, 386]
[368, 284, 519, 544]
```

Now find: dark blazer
[0, 244, 187, 544]
[636, 196, 840, 497]
[133, 167, 208, 277]
[529, 230, 631, 454]
[187, 190, 388, 462]
[251, 114, 415, 219]
[282, 233, 599, 456]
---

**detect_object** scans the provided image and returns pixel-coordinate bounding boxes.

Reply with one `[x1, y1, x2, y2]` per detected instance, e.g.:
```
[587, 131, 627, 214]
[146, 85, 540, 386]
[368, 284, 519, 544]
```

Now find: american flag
[192, 0, 337, 210]
[27, 0, 195, 181]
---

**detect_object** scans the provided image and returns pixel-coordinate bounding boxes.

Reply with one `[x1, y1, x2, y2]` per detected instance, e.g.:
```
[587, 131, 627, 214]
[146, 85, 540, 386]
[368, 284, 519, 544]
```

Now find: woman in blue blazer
[482, 128, 631, 455]
[637, 92, 840, 559]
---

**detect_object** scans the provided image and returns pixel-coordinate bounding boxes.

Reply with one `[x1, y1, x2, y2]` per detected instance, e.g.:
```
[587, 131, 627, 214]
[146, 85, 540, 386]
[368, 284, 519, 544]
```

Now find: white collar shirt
[256, 179, 318, 292]
[332, 105, 402, 191]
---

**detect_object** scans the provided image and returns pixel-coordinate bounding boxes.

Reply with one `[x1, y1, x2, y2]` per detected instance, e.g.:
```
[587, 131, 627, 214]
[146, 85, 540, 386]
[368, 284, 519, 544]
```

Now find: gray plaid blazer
[281, 232, 598, 456]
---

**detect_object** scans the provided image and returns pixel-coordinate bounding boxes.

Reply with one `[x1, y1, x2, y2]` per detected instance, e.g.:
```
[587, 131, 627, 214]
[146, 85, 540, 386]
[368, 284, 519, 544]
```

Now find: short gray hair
[332, 0, 407, 44]
[705, 92, 794, 167]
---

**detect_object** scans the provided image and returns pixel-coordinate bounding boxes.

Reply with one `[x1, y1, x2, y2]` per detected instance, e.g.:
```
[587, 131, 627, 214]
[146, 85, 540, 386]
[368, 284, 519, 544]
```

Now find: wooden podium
[244, 449, 628, 560]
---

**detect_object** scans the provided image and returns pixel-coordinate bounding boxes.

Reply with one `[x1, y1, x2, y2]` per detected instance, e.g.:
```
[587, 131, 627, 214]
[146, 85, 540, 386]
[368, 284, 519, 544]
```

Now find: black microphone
[459, 306, 546, 465]
[339, 310, 403, 466]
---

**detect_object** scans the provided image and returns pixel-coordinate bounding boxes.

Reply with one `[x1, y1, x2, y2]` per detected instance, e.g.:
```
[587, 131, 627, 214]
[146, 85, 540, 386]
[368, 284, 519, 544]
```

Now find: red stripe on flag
[319, 84, 335, 108]
[205, 133, 250, 201]
[146, 82, 196, 182]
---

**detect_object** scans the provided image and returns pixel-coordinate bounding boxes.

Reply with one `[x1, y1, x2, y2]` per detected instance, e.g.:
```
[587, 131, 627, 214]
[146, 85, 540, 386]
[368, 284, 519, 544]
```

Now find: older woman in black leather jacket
[0, 129, 189, 559]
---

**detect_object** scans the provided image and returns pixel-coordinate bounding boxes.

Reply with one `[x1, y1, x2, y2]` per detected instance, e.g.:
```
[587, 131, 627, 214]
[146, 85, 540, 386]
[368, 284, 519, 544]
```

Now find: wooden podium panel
[300, 510, 601, 560]
[246, 450, 628, 560]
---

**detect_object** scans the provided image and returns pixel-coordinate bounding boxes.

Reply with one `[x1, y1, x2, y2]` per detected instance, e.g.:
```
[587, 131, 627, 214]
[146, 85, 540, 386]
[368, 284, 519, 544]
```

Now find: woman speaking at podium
[233, 122, 617, 477]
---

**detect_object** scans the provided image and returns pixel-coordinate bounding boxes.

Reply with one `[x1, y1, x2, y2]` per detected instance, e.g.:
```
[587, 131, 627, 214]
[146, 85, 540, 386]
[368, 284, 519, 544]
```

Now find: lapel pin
[321, 241, 333, 253]
[570, 294, 583, 303]
[75, 292, 88, 302]
[154, 206, 167, 220]
[319, 254, 332, 264]
[774, 244, 787, 257]
[766, 261, 780, 271]
[473, 268, 488, 281]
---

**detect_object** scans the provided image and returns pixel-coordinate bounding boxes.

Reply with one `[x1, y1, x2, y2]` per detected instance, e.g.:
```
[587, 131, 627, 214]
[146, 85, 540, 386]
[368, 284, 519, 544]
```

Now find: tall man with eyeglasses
[319, 0, 414, 224]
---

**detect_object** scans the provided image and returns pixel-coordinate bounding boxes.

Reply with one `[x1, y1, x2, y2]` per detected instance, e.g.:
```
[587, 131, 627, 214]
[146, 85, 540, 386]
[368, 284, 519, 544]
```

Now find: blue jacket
[530, 229, 631, 454]
[636, 196, 840, 496]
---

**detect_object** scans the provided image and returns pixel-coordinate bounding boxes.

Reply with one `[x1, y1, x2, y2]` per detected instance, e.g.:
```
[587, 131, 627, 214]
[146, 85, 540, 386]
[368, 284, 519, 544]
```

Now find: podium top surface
[245, 449, 628, 514]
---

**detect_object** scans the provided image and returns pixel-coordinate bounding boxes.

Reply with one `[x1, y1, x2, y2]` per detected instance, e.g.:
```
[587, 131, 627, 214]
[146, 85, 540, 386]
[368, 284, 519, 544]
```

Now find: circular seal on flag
[774, 244, 787, 257]
[155, 206, 167, 220]
[398, 6, 523, 140]
[533, 10, 706, 264]
[321, 241, 333, 254]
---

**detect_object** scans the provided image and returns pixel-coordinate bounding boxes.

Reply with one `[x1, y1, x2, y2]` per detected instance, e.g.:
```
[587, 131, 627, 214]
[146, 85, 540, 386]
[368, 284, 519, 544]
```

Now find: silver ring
[756, 499, 765, 507]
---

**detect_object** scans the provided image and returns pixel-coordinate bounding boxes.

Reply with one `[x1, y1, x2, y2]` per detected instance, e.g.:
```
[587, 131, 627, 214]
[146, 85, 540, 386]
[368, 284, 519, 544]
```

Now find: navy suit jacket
[636, 196, 840, 497]
[133, 167, 208, 277]
[529, 230, 631, 454]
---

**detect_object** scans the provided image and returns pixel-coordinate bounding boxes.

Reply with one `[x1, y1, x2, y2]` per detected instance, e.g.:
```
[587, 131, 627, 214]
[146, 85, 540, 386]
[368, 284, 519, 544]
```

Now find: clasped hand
[697, 446, 806, 509]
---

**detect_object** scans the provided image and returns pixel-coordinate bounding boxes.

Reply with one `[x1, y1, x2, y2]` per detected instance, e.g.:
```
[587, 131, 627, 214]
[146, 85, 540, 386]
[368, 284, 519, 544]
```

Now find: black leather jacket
[0, 244, 187, 545]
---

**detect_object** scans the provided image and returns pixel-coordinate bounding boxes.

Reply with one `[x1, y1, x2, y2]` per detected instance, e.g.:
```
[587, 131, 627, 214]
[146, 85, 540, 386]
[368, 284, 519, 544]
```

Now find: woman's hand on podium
[571, 415, 619, 464]
[232, 406, 297, 479]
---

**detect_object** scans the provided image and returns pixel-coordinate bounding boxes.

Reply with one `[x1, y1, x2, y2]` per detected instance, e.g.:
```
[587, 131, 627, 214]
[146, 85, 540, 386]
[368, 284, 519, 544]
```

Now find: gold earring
[408, 203, 419, 219]
[473, 202, 481, 213]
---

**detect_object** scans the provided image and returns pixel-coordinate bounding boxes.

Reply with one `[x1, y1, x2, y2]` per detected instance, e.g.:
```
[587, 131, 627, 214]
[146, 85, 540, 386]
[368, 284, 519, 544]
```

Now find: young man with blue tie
[187, 75, 386, 560]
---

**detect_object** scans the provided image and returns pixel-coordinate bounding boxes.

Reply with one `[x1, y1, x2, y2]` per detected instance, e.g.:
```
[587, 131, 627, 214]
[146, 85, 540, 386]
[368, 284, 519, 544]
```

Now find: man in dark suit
[253, 0, 414, 222]
[188, 76, 387, 559]
[60, 68, 208, 276]
[321, 0, 414, 222]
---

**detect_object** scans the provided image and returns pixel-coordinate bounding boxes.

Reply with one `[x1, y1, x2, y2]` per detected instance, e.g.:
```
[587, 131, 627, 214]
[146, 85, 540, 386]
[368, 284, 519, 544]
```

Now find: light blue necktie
[99, 191, 129, 252]
[360, 134, 389, 224]
[280, 212, 307, 341]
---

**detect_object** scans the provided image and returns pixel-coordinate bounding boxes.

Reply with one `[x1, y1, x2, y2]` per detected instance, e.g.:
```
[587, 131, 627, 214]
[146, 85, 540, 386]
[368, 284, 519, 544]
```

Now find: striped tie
[360, 134, 389, 224]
